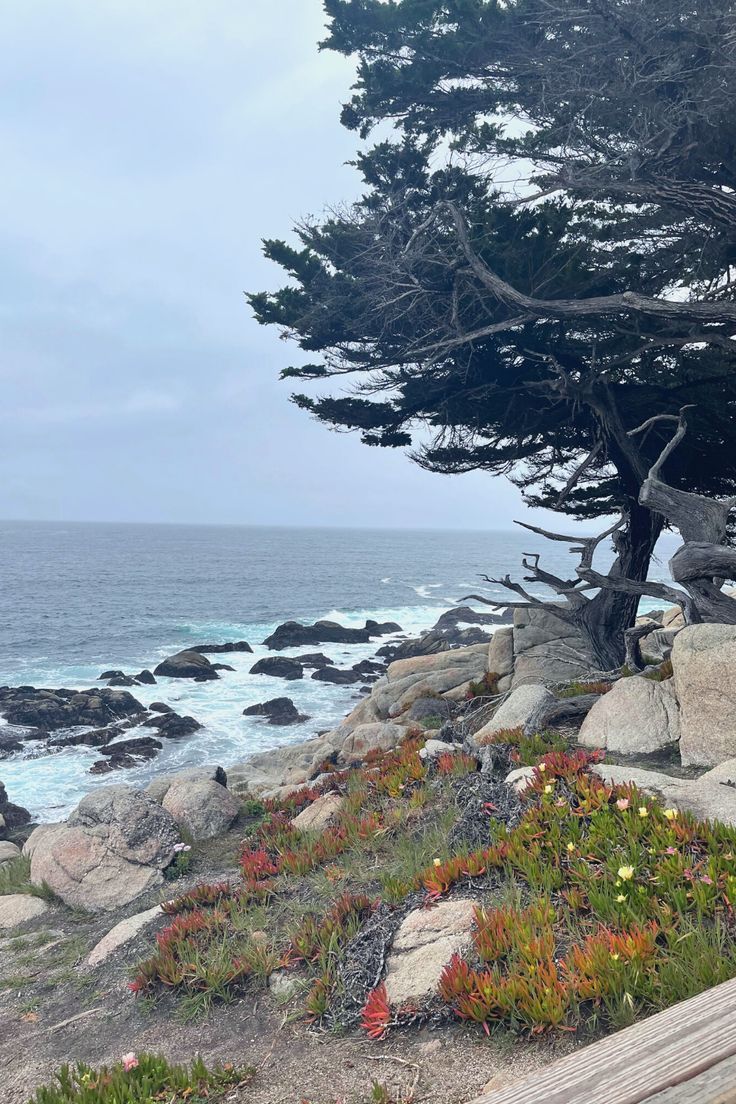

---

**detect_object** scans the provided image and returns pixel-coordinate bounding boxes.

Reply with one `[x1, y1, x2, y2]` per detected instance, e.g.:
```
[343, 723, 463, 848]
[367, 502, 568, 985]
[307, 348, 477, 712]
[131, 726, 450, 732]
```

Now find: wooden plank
[468, 977, 736, 1104]
[645, 1053, 736, 1104]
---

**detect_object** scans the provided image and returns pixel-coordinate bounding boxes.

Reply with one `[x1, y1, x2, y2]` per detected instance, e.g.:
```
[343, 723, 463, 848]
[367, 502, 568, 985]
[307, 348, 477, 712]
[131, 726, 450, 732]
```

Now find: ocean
[0, 520, 677, 820]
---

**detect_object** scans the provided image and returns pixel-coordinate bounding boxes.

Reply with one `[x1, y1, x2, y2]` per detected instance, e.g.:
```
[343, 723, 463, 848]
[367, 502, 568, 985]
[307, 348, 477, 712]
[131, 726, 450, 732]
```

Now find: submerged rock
[90, 736, 163, 774]
[243, 697, 308, 725]
[311, 666, 363, 685]
[294, 653, 335, 669]
[191, 641, 253, 654]
[153, 649, 219, 681]
[263, 619, 371, 651]
[147, 712, 202, 739]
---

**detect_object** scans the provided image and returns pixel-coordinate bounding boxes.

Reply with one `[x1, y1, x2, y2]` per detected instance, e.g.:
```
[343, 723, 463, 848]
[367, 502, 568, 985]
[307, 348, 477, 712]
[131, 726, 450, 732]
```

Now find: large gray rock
[386, 643, 489, 684]
[146, 765, 228, 805]
[228, 736, 329, 797]
[384, 898, 478, 1006]
[30, 786, 180, 912]
[153, 649, 219, 681]
[673, 624, 736, 767]
[511, 606, 595, 688]
[487, 627, 514, 692]
[162, 778, 239, 840]
[337, 722, 407, 765]
[472, 684, 555, 744]
[0, 780, 31, 839]
[578, 677, 680, 755]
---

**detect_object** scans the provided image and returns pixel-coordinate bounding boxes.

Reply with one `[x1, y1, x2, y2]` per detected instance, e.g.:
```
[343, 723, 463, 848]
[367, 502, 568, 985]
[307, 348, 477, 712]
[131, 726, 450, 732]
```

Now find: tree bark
[574, 501, 663, 669]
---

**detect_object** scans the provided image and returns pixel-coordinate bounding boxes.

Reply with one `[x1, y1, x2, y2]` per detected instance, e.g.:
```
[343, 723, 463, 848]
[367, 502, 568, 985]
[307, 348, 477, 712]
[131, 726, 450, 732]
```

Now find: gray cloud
[0, 0, 565, 530]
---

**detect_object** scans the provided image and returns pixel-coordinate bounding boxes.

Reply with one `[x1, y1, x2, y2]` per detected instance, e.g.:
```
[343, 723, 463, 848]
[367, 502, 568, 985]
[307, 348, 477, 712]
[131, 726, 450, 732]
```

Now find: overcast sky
[0, 0, 563, 530]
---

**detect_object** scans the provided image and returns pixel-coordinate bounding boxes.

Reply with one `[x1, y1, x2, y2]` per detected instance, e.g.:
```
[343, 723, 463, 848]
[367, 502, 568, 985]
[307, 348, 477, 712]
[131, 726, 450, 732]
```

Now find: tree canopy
[249, 0, 736, 664]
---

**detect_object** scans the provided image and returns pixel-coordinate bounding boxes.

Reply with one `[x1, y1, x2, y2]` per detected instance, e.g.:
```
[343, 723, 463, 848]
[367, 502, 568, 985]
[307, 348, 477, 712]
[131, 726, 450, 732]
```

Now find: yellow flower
[544, 784, 554, 794]
[566, 842, 575, 852]
[616, 894, 626, 903]
[610, 953, 620, 961]
[664, 808, 678, 820]
[647, 848, 655, 855]
[618, 865, 635, 881]
[538, 763, 546, 772]
[638, 806, 649, 818]
[433, 858, 442, 867]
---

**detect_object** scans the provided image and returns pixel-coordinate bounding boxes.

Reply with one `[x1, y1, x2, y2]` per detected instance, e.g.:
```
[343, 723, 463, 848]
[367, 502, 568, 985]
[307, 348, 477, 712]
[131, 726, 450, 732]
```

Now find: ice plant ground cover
[128, 731, 736, 1040]
[27, 1052, 252, 1103]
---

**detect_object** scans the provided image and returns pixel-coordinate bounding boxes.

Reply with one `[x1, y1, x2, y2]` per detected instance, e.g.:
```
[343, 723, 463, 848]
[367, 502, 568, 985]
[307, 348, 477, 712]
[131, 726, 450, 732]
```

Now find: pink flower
[701, 875, 714, 885]
[121, 1053, 138, 1072]
[665, 847, 677, 855]
[616, 798, 630, 811]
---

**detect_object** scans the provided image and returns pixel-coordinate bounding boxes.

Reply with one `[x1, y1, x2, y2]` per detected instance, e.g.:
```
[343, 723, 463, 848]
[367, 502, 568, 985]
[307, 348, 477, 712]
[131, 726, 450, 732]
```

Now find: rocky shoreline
[0, 605, 510, 832]
[3, 599, 736, 1103]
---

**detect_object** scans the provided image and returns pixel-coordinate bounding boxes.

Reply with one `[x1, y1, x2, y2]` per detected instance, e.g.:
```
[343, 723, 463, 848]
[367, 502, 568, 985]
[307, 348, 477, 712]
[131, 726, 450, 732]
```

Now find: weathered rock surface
[579, 678, 680, 755]
[0, 840, 21, 864]
[30, 786, 180, 911]
[384, 898, 478, 1006]
[263, 620, 371, 651]
[162, 777, 239, 840]
[594, 763, 736, 827]
[0, 730, 25, 758]
[473, 685, 555, 744]
[673, 624, 736, 767]
[336, 722, 407, 765]
[511, 606, 595, 688]
[291, 793, 345, 833]
[0, 686, 144, 731]
[22, 823, 61, 859]
[146, 765, 227, 805]
[243, 697, 308, 725]
[87, 904, 164, 967]
[153, 650, 219, 681]
[250, 656, 304, 681]
[487, 627, 514, 692]
[419, 740, 457, 761]
[0, 894, 50, 930]
[406, 697, 452, 724]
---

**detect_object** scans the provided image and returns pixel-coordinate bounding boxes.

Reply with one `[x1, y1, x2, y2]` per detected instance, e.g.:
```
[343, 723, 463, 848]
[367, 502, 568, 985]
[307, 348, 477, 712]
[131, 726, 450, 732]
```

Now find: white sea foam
[1, 602, 450, 820]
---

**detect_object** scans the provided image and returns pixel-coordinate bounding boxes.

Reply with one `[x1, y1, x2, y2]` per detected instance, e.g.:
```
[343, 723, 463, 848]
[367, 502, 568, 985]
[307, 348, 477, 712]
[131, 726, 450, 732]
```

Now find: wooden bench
[469, 977, 736, 1104]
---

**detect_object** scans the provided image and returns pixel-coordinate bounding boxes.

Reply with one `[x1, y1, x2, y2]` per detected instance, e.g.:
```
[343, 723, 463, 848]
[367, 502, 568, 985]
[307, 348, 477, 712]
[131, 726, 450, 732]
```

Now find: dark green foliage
[251, 0, 736, 658]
